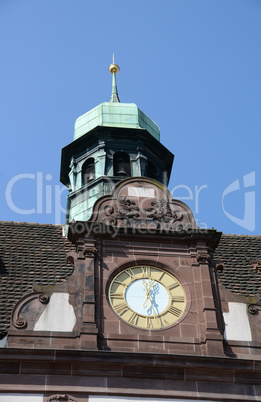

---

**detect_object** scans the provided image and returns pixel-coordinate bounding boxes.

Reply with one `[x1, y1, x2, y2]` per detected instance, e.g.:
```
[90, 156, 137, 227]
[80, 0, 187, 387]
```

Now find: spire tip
[109, 54, 120, 74]
[109, 54, 120, 103]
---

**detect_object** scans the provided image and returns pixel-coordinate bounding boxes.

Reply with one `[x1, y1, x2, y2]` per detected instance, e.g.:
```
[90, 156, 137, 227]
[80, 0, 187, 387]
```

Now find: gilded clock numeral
[160, 318, 169, 328]
[110, 292, 124, 299]
[171, 295, 185, 303]
[168, 305, 182, 317]
[167, 282, 179, 291]
[114, 301, 129, 316]
[142, 266, 151, 278]
[158, 316, 169, 328]
[146, 316, 153, 328]
[125, 268, 136, 280]
[128, 311, 139, 325]
[163, 318, 170, 327]
[156, 316, 164, 328]
[114, 279, 127, 287]
[158, 271, 165, 281]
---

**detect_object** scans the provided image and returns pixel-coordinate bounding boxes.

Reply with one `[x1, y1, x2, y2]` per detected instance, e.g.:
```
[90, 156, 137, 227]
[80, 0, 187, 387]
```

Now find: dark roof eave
[60, 126, 174, 186]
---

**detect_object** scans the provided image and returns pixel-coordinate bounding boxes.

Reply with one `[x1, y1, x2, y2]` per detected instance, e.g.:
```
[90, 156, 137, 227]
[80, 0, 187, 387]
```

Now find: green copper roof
[73, 58, 160, 142]
[74, 102, 160, 141]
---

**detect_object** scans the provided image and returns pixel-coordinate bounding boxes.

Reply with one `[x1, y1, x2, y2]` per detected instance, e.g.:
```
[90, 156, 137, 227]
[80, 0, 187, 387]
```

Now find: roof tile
[0, 222, 75, 337]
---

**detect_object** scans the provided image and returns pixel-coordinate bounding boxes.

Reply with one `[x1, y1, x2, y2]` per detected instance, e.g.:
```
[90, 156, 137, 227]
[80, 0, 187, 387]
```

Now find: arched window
[113, 152, 131, 177]
[147, 160, 157, 179]
[82, 158, 95, 185]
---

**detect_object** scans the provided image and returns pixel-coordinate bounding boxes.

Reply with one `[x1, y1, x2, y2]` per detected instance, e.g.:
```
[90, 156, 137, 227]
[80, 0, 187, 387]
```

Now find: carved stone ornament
[46, 395, 77, 402]
[39, 293, 50, 304]
[88, 178, 198, 232]
[197, 255, 211, 264]
[14, 318, 26, 329]
[11, 291, 50, 330]
[146, 199, 183, 224]
[248, 299, 261, 315]
[104, 196, 140, 225]
[115, 196, 140, 218]
[103, 197, 185, 230]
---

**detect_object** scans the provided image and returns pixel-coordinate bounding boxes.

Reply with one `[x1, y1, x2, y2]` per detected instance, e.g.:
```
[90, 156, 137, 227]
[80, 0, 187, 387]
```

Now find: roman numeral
[163, 318, 170, 327]
[146, 316, 153, 328]
[114, 302, 129, 316]
[171, 295, 185, 303]
[159, 271, 165, 281]
[156, 316, 169, 328]
[128, 312, 139, 325]
[141, 266, 151, 278]
[114, 279, 127, 287]
[125, 268, 136, 280]
[157, 316, 163, 327]
[111, 292, 124, 299]
[167, 282, 179, 291]
[168, 305, 182, 317]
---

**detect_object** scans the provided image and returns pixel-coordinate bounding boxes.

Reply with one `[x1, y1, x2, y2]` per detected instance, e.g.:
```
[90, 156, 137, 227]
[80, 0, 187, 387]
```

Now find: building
[0, 60, 261, 402]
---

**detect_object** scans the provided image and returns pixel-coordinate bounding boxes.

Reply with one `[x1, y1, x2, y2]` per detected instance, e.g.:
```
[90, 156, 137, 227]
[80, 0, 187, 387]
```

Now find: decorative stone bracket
[248, 298, 261, 315]
[11, 292, 50, 330]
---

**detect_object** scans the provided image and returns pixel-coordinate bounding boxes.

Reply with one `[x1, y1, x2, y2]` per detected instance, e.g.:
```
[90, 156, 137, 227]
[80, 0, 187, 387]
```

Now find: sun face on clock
[108, 266, 186, 330]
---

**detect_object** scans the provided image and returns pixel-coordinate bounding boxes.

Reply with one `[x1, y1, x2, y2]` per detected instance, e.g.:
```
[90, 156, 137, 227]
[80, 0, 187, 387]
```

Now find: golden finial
[109, 53, 120, 74]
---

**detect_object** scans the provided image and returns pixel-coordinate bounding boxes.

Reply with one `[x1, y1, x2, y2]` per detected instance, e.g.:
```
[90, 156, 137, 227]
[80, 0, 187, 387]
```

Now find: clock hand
[142, 279, 156, 309]
[143, 296, 149, 308]
[143, 278, 155, 291]
[147, 293, 158, 317]
[142, 280, 152, 308]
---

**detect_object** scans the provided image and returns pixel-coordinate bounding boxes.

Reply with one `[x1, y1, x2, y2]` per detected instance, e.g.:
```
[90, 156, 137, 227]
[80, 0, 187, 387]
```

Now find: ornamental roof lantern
[60, 57, 174, 223]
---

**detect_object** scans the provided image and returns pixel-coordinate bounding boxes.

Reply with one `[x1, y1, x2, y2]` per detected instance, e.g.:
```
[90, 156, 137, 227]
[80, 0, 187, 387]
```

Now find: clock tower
[5, 58, 261, 402]
[8, 59, 223, 357]
[60, 57, 173, 224]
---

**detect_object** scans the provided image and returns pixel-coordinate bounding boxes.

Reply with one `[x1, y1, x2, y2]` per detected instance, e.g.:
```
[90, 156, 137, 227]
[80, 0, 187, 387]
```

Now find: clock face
[108, 266, 186, 330]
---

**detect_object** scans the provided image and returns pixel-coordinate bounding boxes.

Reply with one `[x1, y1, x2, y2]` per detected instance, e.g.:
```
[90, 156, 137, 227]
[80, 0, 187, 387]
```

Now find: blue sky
[0, 0, 260, 234]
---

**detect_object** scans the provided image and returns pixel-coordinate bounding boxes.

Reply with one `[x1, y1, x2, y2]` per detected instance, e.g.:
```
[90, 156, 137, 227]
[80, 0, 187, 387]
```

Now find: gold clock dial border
[108, 266, 186, 330]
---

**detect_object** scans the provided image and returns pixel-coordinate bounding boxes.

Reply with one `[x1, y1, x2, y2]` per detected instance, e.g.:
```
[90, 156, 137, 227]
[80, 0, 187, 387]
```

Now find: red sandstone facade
[2, 178, 261, 401]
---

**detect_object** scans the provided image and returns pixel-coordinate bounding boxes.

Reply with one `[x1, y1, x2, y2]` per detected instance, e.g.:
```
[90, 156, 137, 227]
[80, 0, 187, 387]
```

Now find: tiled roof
[0, 222, 260, 338]
[215, 234, 261, 298]
[0, 222, 75, 338]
